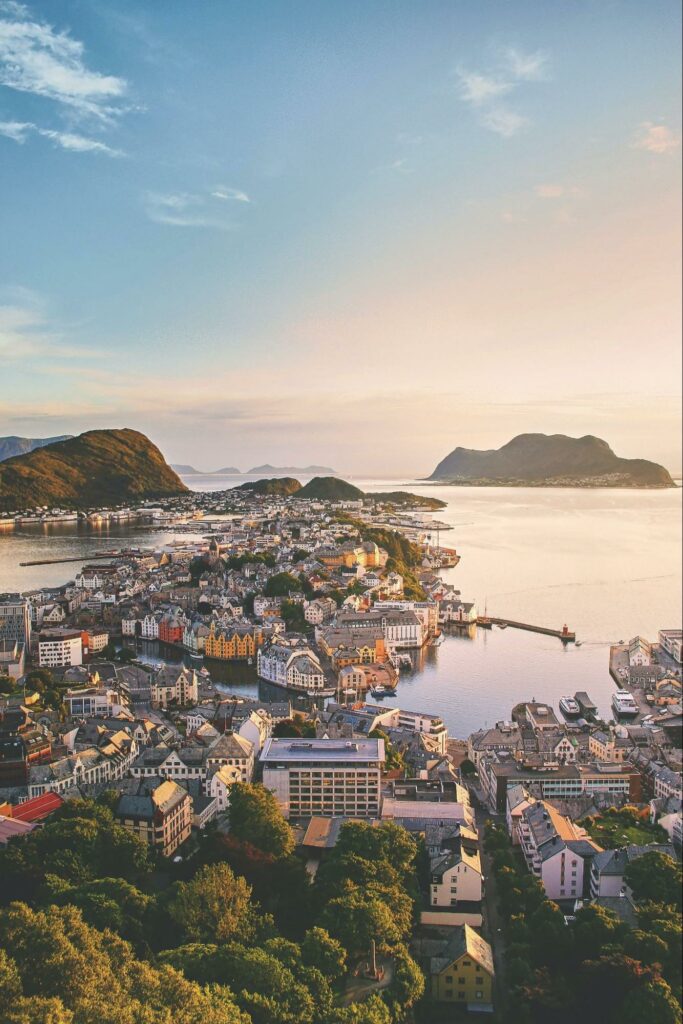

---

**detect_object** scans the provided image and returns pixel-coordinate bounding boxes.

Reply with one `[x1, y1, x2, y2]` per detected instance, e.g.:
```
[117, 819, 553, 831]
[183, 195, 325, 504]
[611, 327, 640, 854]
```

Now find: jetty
[483, 617, 576, 642]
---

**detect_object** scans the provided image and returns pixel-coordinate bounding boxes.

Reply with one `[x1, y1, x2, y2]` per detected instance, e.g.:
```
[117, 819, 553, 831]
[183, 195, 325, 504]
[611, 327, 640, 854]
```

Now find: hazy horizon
[1, 1, 681, 475]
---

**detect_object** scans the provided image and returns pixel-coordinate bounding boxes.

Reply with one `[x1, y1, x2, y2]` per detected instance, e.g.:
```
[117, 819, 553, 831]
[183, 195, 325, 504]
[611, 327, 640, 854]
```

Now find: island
[247, 463, 338, 476]
[237, 475, 447, 508]
[428, 433, 675, 488]
[0, 429, 189, 510]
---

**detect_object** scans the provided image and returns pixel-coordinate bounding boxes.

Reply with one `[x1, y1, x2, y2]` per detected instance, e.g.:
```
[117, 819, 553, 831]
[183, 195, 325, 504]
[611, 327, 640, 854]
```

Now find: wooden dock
[483, 617, 576, 642]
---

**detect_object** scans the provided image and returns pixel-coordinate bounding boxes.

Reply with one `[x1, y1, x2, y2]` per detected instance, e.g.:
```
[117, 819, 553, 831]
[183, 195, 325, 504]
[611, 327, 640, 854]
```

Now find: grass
[579, 807, 669, 849]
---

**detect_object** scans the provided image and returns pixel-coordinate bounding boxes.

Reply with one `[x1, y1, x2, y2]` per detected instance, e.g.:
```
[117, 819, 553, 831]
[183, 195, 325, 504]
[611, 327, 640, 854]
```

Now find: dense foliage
[0, 791, 426, 1023]
[484, 822, 682, 1024]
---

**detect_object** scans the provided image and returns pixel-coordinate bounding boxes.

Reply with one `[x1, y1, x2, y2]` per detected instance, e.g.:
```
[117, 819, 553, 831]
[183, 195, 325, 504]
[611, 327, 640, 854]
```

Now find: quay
[484, 617, 576, 642]
[19, 549, 150, 567]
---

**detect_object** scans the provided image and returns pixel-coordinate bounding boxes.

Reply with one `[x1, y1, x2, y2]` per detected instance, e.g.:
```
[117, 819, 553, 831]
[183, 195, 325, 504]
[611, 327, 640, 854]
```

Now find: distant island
[237, 476, 446, 508]
[0, 434, 73, 462]
[0, 429, 188, 511]
[247, 463, 338, 476]
[428, 433, 675, 488]
[172, 464, 241, 475]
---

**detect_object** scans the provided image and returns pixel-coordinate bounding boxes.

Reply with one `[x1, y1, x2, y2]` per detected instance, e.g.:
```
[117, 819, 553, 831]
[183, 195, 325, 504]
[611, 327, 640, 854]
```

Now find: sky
[0, 0, 681, 476]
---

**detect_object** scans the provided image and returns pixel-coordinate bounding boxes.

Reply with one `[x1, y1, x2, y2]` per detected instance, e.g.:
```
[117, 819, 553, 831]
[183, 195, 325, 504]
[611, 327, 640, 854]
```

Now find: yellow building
[317, 541, 382, 570]
[204, 623, 264, 661]
[430, 923, 494, 1010]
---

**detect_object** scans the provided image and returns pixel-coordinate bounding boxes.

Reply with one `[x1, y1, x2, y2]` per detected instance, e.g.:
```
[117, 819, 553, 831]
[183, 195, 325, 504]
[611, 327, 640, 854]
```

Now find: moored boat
[559, 696, 580, 718]
[611, 689, 639, 717]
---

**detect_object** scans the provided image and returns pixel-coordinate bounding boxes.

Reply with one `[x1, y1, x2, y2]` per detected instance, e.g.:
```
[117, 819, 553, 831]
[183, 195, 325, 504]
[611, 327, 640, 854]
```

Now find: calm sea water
[0, 478, 680, 738]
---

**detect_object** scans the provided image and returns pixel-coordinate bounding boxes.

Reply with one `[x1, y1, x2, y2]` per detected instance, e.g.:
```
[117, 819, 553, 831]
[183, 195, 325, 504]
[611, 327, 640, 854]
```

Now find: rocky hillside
[428, 434, 675, 487]
[0, 429, 188, 510]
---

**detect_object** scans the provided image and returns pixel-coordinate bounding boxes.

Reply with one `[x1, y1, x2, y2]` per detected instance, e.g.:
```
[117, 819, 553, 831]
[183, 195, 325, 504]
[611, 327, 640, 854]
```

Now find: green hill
[235, 477, 302, 496]
[0, 429, 188, 511]
[296, 476, 365, 500]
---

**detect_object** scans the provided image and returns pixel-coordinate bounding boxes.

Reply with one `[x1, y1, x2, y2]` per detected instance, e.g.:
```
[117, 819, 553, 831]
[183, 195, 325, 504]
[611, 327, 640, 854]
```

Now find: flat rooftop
[261, 737, 384, 763]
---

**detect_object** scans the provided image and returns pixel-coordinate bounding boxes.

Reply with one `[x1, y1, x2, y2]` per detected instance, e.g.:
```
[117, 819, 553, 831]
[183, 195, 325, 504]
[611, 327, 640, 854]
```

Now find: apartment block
[261, 737, 385, 819]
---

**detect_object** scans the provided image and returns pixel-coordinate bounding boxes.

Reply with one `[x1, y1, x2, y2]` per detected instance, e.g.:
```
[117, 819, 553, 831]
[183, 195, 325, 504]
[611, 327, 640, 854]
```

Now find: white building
[304, 597, 337, 625]
[150, 665, 198, 708]
[518, 801, 599, 901]
[38, 629, 83, 668]
[430, 845, 483, 907]
[238, 710, 271, 753]
[206, 731, 255, 783]
[257, 639, 326, 692]
[628, 636, 652, 667]
[141, 613, 161, 640]
[207, 764, 242, 812]
[261, 737, 385, 819]
[659, 629, 682, 664]
[64, 687, 122, 718]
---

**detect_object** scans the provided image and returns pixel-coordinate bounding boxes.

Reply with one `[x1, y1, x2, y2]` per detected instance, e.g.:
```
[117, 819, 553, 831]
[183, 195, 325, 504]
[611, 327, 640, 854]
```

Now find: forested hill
[0, 429, 188, 510]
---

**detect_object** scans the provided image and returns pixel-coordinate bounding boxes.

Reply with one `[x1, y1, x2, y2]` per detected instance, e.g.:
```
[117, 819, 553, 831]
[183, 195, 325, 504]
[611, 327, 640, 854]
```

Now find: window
[459, 977, 465, 985]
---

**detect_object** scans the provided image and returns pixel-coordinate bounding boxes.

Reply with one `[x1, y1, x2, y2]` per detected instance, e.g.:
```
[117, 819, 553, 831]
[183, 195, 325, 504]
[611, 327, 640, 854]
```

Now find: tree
[0, 902, 248, 1024]
[620, 979, 682, 1024]
[301, 927, 347, 982]
[228, 783, 295, 859]
[321, 889, 406, 955]
[384, 944, 425, 1019]
[460, 758, 477, 777]
[624, 852, 682, 909]
[265, 572, 302, 597]
[0, 801, 151, 896]
[166, 863, 254, 944]
[323, 995, 392, 1024]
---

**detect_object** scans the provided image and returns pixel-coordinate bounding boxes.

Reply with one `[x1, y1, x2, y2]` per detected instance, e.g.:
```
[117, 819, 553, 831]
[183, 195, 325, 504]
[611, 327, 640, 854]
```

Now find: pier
[483, 617, 576, 642]
[19, 550, 148, 567]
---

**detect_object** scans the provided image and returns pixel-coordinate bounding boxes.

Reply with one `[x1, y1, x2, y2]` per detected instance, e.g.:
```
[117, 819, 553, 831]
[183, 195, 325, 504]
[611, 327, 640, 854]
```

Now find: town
[0, 485, 680, 1023]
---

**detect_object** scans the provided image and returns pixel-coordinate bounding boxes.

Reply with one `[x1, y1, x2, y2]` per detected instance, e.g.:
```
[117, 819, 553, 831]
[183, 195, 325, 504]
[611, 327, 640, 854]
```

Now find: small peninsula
[428, 433, 675, 488]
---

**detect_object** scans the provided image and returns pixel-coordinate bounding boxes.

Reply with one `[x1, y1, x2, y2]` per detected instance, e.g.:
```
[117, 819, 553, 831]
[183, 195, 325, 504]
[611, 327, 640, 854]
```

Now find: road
[470, 787, 508, 1017]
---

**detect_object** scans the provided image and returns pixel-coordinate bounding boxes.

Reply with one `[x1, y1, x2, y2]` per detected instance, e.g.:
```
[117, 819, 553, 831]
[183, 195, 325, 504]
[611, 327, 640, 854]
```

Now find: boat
[559, 696, 581, 718]
[575, 641, 582, 647]
[370, 685, 388, 698]
[478, 599, 492, 629]
[611, 689, 639, 717]
[497, 622, 508, 630]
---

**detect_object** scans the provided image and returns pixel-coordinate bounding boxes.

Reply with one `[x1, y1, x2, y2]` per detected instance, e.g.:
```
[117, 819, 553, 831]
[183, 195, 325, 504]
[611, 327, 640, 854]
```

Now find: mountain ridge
[0, 435, 73, 463]
[428, 433, 675, 487]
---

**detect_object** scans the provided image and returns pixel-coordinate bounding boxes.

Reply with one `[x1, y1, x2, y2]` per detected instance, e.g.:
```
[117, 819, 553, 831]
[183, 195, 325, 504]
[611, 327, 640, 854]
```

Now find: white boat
[497, 622, 508, 630]
[371, 685, 388, 698]
[612, 690, 639, 717]
[559, 696, 580, 717]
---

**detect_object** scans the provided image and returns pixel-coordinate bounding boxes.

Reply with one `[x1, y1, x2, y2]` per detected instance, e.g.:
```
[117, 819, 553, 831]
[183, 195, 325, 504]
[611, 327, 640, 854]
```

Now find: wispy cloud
[211, 186, 250, 203]
[456, 45, 549, 138]
[632, 121, 681, 155]
[144, 186, 251, 229]
[0, 118, 123, 155]
[504, 47, 549, 82]
[456, 70, 511, 105]
[481, 107, 528, 138]
[0, 296, 100, 363]
[0, 1, 127, 122]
